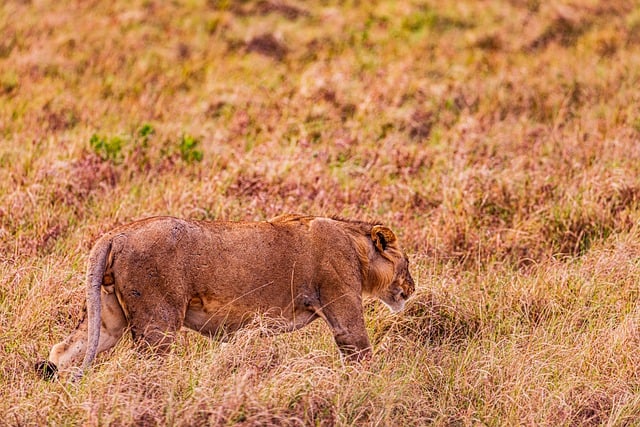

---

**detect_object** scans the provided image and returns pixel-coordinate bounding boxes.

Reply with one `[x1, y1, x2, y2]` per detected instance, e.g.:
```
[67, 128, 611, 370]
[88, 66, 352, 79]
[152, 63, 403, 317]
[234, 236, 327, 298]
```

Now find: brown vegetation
[2, 0, 640, 424]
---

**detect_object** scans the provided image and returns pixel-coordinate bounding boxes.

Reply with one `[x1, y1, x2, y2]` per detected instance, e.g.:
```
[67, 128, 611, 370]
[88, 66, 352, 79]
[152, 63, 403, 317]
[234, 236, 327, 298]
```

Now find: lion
[36, 214, 415, 380]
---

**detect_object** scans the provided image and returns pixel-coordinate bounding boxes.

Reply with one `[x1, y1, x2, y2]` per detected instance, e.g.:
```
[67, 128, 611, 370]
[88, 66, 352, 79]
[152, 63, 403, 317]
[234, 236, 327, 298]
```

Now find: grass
[2, 0, 640, 424]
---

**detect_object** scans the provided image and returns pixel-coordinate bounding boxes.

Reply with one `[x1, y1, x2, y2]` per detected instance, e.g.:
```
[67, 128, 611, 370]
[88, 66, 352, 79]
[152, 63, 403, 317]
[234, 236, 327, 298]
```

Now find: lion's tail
[78, 236, 113, 379]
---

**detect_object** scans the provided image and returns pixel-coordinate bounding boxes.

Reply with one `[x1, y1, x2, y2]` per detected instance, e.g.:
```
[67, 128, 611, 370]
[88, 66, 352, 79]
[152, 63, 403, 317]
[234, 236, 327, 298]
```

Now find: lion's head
[359, 224, 415, 312]
[380, 252, 415, 312]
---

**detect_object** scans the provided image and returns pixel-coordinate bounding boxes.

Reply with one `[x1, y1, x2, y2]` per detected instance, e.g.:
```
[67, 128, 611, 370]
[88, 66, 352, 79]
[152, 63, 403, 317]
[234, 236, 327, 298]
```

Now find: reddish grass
[2, 0, 640, 424]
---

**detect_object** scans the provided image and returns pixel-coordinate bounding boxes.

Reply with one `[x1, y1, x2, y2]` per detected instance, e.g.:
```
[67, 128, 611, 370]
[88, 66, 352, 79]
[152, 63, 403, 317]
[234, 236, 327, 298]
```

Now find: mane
[329, 215, 382, 236]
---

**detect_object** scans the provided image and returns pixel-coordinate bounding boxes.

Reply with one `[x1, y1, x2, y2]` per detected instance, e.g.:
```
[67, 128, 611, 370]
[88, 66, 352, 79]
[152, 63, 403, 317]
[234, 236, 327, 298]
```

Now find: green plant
[138, 123, 155, 141]
[178, 134, 204, 163]
[89, 134, 125, 163]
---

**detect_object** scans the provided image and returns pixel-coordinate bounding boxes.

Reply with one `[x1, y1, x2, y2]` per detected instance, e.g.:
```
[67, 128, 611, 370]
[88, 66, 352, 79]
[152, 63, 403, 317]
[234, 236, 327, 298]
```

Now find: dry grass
[2, 0, 640, 424]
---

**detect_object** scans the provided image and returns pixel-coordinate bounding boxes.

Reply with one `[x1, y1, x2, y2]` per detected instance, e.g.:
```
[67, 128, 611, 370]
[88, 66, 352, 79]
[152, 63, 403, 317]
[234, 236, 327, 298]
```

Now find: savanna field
[2, 0, 640, 425]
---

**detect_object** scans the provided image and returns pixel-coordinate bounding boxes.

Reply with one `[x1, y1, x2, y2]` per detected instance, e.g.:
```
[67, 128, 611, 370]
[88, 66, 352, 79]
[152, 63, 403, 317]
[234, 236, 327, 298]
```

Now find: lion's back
[106, 216, 323, 296]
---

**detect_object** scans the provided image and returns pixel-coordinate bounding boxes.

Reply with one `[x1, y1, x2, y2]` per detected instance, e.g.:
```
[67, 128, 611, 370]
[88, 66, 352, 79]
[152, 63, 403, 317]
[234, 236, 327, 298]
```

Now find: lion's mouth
[380, 292, 407, 313]
[388, 298, 406, 313]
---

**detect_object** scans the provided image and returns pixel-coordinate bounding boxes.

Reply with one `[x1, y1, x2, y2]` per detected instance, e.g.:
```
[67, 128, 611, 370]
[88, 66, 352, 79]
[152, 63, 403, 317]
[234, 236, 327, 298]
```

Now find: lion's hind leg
[113, 265, 188, 356]
[36, 290, 127, 380]
[128, 303, 184, 355]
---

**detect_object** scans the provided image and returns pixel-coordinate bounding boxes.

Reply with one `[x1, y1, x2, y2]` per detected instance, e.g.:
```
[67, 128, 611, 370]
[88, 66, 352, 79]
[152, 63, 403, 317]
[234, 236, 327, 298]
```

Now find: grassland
[2, 0, 640, 425]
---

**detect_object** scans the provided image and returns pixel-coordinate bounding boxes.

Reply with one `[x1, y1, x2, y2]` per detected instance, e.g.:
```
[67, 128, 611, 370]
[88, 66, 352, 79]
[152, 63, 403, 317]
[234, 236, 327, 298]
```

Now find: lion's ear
[371, 225, 397, 252]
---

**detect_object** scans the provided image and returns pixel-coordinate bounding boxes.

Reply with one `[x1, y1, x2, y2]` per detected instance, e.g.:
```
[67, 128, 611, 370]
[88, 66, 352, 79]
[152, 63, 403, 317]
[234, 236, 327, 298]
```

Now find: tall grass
[2, 0, 640, 424]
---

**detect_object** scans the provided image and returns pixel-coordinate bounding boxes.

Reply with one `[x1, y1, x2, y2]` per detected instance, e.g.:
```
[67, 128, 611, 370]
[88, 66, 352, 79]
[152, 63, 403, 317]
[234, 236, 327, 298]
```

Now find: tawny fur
[38, 214, 415, 379]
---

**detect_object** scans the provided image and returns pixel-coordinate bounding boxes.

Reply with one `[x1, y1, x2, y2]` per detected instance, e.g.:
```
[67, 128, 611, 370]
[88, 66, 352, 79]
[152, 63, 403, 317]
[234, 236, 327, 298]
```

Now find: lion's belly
[183, 307, 234, 338]
[183, 297, 317, 338]
[183, 296, 241, 338]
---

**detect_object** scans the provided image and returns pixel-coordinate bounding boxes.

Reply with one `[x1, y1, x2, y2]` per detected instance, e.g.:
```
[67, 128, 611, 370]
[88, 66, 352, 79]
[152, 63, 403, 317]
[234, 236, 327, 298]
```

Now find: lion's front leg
[309, 289, 372, 362]
[333, 324, 372, 362]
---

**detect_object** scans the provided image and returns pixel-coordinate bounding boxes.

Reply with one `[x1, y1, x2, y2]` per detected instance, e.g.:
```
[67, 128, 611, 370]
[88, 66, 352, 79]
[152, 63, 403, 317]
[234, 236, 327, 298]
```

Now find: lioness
[36, 214, 414, 380]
